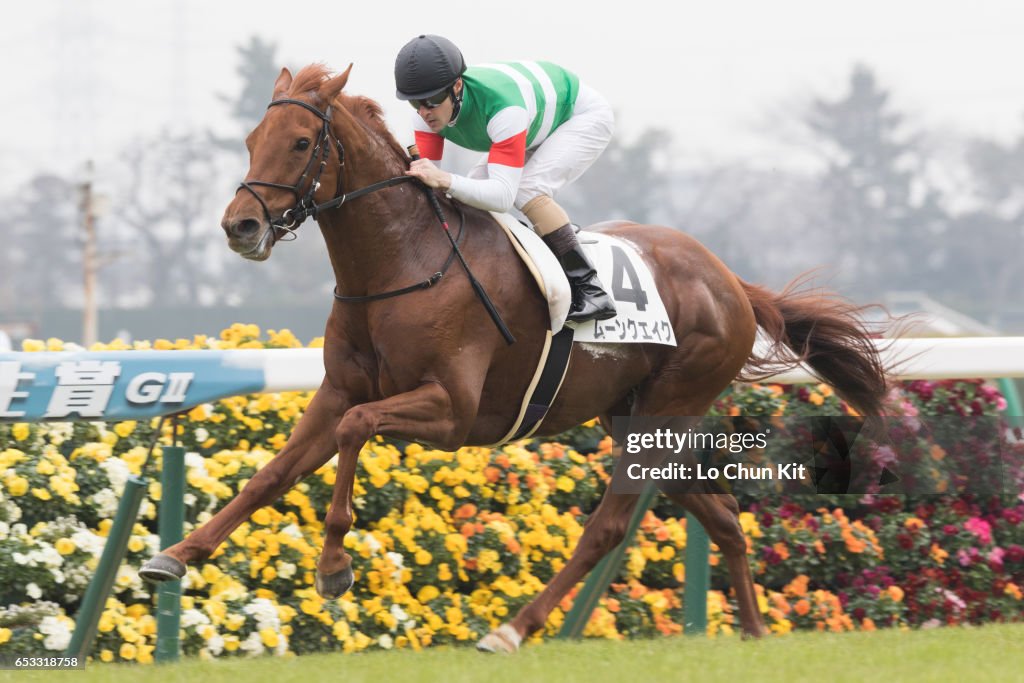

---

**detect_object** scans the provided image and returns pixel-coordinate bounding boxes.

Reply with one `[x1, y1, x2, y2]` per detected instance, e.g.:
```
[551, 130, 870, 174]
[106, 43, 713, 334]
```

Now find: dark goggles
[409, 89, 451, 110]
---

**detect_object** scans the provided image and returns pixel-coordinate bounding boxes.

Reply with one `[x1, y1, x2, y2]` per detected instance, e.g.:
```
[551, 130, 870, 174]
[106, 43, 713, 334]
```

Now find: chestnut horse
[140, 64, 887, 650]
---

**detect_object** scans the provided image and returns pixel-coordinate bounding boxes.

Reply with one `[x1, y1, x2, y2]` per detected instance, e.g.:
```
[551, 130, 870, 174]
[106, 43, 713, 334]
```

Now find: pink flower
[964, 517, 993, 545]
[874, 446, 897, 467]
[988, 546, 1006, 569]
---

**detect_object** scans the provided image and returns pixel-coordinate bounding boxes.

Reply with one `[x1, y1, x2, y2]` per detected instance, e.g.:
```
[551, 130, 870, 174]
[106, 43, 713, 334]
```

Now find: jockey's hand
[406, 158, 452, 191]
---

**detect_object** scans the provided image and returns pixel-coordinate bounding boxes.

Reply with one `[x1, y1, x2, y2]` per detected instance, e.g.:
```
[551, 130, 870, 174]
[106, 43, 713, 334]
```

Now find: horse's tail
[738, 275, 889, 416]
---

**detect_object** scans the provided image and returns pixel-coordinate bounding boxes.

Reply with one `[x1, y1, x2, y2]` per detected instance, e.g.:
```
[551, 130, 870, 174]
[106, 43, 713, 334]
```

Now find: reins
[237, 98, 516, 345]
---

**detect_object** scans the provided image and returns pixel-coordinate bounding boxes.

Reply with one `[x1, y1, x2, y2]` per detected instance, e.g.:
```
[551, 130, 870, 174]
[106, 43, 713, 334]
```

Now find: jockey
[395, 34, 617, 324]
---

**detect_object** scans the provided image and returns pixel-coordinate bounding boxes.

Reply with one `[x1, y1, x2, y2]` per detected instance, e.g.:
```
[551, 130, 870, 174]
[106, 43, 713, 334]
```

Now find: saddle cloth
[490, 212, 677, 347]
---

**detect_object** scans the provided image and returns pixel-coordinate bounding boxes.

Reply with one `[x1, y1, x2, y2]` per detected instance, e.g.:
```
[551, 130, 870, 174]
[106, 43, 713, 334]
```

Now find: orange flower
[606, 598, 621, 613]
[886, 586, 904, 603]
[794, 599, 811, 616]
[861, 618, 877, 631]
[773, 542, 790, 560]
[903, 517, 925, 532]
[484, 467, 502, 483]
[454, 503, 477, 520]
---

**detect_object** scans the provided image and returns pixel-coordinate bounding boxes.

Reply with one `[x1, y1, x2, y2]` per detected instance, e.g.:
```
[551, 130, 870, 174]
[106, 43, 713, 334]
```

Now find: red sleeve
[487, 131, 527, 168]
[414, 130, 445, 161]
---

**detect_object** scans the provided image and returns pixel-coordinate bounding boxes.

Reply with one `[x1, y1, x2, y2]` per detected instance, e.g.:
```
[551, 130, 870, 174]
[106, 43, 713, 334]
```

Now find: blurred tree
[805, 65, 947, 298]
[943, 132, 1024, 323]
[107, 131, 225, 306]
[218, 35, 281, 138]
[0, 174, 80, 312]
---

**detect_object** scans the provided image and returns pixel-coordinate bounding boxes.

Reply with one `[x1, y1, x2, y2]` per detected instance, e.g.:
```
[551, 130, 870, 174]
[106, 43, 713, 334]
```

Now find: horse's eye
[295, 138, 311, 151]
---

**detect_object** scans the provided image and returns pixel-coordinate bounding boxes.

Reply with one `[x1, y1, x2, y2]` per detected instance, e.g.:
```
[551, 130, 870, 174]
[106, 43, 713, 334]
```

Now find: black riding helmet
[395, 35, 467, 100]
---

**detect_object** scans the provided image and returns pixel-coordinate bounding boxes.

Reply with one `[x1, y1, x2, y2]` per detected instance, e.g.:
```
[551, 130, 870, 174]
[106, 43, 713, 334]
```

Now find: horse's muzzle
[222, 215, 274, 261]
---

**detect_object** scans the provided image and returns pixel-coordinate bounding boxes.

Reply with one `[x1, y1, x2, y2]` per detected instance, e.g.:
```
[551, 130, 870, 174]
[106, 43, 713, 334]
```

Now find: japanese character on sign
[45, 361, 121, 418]
[0, 361, 35, 418]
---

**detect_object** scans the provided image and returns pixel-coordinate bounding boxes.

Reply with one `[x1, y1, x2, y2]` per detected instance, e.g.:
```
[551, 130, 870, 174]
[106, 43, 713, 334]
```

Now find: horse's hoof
[476, 624, 522, 654]
[315, 565, 354, 599]
[139, 553, 187, 583]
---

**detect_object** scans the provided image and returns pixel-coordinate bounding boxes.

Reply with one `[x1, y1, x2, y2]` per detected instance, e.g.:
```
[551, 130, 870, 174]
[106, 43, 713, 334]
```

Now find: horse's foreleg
[673, 492, 767, 638]
[478, 488, 641, 652]
[315, 381, 463, 598]
[140, 383, 349, 582]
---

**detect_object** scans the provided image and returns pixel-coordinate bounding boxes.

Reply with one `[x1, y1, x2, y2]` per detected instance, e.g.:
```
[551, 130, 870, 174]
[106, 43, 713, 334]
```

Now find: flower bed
[0, 326, 1021, 661]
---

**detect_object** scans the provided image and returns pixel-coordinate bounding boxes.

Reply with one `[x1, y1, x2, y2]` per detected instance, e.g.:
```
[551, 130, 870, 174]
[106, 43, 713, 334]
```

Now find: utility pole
[80, 161, 98, 347]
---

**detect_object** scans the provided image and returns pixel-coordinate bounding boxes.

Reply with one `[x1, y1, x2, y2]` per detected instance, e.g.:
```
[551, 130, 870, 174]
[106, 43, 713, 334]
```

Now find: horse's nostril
[235, 218, 262, 237]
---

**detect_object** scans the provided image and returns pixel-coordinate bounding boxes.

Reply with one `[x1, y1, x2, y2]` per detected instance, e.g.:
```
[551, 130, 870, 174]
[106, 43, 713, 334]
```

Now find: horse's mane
[288, 63, 408, 163]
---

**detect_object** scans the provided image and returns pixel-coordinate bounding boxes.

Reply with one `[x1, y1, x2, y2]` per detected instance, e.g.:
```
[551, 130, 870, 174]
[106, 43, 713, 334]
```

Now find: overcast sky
[2, 0, 1023, 187]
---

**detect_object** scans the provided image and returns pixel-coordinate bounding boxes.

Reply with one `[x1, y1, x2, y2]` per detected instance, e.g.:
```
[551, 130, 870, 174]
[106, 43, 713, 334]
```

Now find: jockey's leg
[523, 196, 616, 323]
[516, 82, 616, 324]
[315, 381, 468, 598]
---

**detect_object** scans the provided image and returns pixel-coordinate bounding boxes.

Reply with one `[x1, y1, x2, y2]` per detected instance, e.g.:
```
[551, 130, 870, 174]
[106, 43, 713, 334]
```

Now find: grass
[7, 624, 1024, 683]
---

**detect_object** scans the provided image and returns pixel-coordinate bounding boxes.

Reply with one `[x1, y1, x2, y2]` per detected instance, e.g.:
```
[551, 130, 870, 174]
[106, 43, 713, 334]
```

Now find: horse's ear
[273, 67, 293, 99]
[320, 64, 353, 102]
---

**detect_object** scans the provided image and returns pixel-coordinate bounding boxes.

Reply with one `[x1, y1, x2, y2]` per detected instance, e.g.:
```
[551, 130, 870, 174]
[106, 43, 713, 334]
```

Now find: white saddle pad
[490, 213, 677, 346]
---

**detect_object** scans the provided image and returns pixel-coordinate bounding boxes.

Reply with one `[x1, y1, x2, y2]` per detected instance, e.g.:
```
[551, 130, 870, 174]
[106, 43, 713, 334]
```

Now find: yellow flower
[21, 339, 45, 352]
[55, 538, 76, 555]
[31, 488, 52, 501]
[6, 476, 28, 497]
[259, 628, 279, 648]
[114, 421, 137, 438]
[0, 628, 10, 645]
[11, 424, 29, 441]
[119, 643, 137, 660]
[99, 649, 114, 663]
[417, 586, 440, 603]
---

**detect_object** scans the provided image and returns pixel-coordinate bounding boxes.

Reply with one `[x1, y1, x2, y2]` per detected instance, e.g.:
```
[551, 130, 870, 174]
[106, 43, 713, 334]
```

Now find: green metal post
[683, 512, 710, 635]
[557, 484, 658, 639]
[155, 445, 186, 663]
[997, 378, 1023, 420]
[65, 476, 146, 660]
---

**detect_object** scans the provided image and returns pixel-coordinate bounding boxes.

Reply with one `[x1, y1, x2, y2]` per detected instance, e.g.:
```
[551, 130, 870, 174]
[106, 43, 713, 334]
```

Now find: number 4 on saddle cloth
[486, 212, 677, 446]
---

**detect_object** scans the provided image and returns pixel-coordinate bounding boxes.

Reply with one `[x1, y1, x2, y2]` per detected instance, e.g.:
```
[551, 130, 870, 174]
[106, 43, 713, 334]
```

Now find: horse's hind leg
[478, 485, 642, 653]
[140, 382, 349, 582]
[665, 491, 767, 637]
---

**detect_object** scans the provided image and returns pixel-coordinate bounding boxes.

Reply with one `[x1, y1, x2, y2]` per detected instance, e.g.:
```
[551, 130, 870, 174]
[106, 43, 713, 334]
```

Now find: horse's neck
[318, 110, 438, 298]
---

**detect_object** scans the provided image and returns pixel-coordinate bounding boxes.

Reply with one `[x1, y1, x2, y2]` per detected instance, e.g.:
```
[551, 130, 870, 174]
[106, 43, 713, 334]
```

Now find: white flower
[206, 633, 225, 656]
[90, 489, 119, 517]
[390, 604, 409, 626]
[181, 609, 211, 629]
[278, 562, 297, 580]
[26, 583, 42, 599]
[378, 633, 393, 649]
[184, 493, 197, 507]
[194, 428, 210, 443]
[13, 552, 29, 566]
[184, 452, 207, 473]
[39, 616, 72, 651]
[100, 458, 130, 492]
[0, 521, 9, 539]
[385, 551, 403, 568]
[240, 631, 265, 657]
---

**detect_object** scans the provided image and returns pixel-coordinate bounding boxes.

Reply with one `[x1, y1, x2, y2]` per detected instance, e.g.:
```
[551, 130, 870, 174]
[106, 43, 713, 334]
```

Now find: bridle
[236, 98, 346, 243]
[234, 96, 515, 345]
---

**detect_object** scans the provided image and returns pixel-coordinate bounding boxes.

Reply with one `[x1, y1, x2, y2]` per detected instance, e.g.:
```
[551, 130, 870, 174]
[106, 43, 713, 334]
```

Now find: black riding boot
[543, 224, 617, 324]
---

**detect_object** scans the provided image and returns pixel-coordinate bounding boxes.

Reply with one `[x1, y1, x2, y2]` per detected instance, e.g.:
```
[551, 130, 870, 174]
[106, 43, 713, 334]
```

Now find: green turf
[6, 624, 1024, 683]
